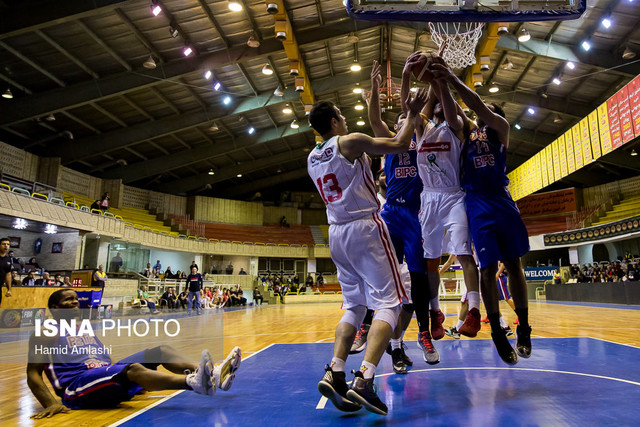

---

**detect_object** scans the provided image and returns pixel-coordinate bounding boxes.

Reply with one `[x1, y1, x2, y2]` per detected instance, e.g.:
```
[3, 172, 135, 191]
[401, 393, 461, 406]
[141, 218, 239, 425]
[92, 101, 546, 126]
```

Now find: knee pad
[373, 305, 401, 330]
[340, 305, 368, 329]
[426, 258, 440, 272]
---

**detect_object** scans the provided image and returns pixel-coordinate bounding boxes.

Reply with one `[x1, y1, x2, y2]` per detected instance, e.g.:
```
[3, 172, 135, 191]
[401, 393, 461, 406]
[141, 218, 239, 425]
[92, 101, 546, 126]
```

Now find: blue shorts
[380, 203, 425, 273]
[61, 349, 157, 409]
[497, 274, 510, 300]
[465, 192, 529, 269]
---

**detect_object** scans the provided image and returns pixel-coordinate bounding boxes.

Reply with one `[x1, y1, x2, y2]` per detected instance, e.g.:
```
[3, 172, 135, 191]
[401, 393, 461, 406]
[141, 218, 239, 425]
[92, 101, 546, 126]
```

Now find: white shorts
[329, 213, 409, 310]
[419, 189, 473, 259]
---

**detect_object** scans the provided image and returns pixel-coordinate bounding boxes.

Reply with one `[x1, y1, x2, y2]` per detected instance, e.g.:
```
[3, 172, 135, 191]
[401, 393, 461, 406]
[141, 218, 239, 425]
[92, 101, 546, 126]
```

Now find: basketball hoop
[428, 22, 484, 69]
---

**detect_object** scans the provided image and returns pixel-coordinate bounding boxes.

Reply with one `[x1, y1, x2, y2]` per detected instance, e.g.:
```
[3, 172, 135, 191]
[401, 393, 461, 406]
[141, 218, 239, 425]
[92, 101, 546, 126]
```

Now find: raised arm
[431, 78, 464, 134]
[340, 89, 429, 160]
[401, 51, 424, 114]
[439, 254, 457, 275]
[368, 60, 394, 138]
[431, 62, 510, 146]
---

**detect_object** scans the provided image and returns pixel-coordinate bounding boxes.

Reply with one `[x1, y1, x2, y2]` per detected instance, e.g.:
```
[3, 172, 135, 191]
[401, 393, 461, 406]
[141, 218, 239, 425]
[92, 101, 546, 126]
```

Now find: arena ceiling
[0, 0, 639, 200]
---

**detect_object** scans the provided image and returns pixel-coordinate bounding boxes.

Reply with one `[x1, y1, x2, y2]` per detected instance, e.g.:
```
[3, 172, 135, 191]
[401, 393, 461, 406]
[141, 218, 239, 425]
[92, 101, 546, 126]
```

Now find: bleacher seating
[203, 222, 314, 245]
[591, 195, 640, 226]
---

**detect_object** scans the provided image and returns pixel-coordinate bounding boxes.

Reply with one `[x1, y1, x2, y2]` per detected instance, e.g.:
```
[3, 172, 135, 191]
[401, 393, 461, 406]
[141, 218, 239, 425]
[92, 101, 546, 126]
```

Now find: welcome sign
[524, 267, 558, 281]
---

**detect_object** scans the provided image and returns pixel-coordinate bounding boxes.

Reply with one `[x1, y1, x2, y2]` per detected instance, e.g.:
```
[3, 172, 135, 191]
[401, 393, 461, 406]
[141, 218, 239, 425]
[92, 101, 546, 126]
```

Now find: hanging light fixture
[350, 61, 362, 72]
[622, 45, 636, 60]
[247, 36, 260, 48]
[290, 119, 299, 129]
[553, 115, 562, 124]
[208, 169, 215, 175]
[208, 123, 219, 132]
[2, 88, 13, 99]
[143, 55, 156, 69]
[274, 86, 284, 96]
[517, 27, 531, 42]
[228, 0, 243, 12]
[502, 57, 514, 70]
[262, 64, 274, 75]
[489, 85, 499, 93]
[355, 103, 364, 111]
[631, 149, 638, 157]
[282, 104, 293, 114]
[356, 118, 365, 126]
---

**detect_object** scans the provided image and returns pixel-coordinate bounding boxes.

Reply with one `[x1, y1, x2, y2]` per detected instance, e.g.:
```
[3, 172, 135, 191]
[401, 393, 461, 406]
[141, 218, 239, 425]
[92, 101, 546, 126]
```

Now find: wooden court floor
[1, 300, 639, 426]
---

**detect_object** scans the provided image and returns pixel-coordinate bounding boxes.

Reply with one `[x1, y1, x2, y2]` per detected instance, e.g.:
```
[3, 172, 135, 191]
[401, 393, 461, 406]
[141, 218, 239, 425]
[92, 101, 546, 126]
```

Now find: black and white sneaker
[349, 324, 370, 354]
[491, 328, 518, 365]
[516, 324, 532, 358]
[318, 366, 362, 412]
[391, 348, 408, 374]
[400, 342, 413, 367]
[445, 327, 461, 339]
[346, 371, 388, 416]
[503, 326, 514, 337]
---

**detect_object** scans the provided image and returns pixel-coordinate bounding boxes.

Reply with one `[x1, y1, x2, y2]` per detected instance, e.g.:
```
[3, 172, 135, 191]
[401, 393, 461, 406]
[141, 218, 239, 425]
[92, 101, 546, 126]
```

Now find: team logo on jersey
[423, 153, 447, 176]
[418, 141, 451, 152]
[309, 147, 335, 167]
[409, 140, 417, 150]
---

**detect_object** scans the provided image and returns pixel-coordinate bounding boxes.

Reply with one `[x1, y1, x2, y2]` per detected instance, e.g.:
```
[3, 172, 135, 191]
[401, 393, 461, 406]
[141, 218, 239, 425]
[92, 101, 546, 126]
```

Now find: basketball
[412, 51, 436, 83]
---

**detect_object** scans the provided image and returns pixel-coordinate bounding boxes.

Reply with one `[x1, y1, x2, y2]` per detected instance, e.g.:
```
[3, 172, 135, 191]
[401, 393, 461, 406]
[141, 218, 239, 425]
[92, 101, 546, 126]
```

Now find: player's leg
[503, 257, 531, 358]
[389, 303, 413, 374]
[446, 296, 467, 339]
[350, 308, 374, 354]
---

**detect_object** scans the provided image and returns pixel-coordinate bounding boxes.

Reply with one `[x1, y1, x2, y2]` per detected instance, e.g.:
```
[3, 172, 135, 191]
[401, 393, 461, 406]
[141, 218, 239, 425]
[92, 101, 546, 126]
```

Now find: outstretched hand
[371, 60, 382, 90]
[406, 88, 429, 116]
[31, 403, 70, 419]
[403, 51, 424, 73]
[429, 62, 456, 82]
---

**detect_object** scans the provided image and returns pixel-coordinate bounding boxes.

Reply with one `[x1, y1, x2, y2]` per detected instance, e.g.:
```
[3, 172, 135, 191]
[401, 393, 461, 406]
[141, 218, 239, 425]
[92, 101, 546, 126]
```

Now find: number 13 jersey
[308, 136, 380, 225]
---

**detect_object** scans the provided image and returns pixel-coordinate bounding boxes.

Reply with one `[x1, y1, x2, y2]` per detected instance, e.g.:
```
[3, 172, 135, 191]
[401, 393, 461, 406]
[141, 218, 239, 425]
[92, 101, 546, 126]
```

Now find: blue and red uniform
[380, 140, 425, 273]
[461, 125, 529, 268]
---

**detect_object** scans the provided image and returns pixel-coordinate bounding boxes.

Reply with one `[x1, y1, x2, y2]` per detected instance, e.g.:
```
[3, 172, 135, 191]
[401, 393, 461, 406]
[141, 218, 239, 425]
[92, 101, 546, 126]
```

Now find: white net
[428, 22, 484, 69]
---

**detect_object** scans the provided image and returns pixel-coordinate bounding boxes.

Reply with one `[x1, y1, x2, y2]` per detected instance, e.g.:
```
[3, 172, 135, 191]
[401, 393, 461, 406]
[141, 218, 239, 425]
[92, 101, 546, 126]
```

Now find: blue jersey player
[366, 59, 443, 369]
[27, 289, 241, 419]
[431, 62, 532, 365]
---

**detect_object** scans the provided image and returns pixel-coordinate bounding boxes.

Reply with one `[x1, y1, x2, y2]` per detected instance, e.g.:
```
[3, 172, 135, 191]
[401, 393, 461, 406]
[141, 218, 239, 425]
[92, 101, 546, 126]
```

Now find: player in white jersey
[414, 65, 482, 347]
[310, 91, 428, 416]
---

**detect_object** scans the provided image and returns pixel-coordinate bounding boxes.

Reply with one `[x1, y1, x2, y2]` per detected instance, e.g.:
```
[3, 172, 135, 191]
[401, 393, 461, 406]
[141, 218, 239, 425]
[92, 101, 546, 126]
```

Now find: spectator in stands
[293, 274, 300, 287]
[175, 269, 182, 279]
[190, 260, 199, 271]
[316, 273, 324, 288]
[138, 285, 160, 314]
[236, 287, 247, 306]
[90, 199, 101, 211]
[305, 274, 314, 288]
[92, 265, 107, 288]
[211, 265, 219, 274]
[628, 263, 638, 281]
[185, 266, 203, 316]
[153, 260, 162, 271]
[22, 271, 36, 286]
[177, 288, 189, 310]
[225, 262, 234, 275]
[54, 274, 64, 286]
[299, 283, 307, 293]
[10, 270, 20, 287]
[62, 277, 72, 287]
[253, 287, 263, 305]
[553, 269, 562, 285]
[36, 272, 55, 287]
[8, 250, 20, 265]
[143, 263, 152, 278]
[160, 287, 177, 310]
[27, 257, 41, 272]
[280, 216, 290, 228]
[165, 266, 176, 279]
[238, 268, 247, 275]
[229, 287, 240, 306]
[576, 270, 589, 283]
[99, 192, 110, 212]
[110, 252, 123, 273]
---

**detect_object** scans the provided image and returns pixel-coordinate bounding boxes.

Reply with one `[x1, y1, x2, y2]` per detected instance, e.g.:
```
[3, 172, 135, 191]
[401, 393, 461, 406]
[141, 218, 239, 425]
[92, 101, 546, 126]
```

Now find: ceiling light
[247, 36, 260, 48]
[169, 26, 179, 38]
[213, 81, 221, 91]
[473, 81, 483, 88]
[151, 2, 162, 16]
[502, 57, 514, 70]
[282, 104, 293, 114]
[350, 62, 362, 72]
[497, 26, 509, 36]
[183, 46, 193, 57]
[631, 149, 638, 157]
[274, 86, 284, 96]
[517, 27, 531, 42]
[347, 33, 360, 44]
[290, 119, 299, 129]
[237, 174, 242, 178]
[355, 103, 364, 111]
[209, 123, 219, 132]
[262, 64, 274, 75]
[565, 61, 576, 70]
[13, 218, 27, 229]
[552, 77, 562, 85]
[276, 169, 282, 173]
[553, 114, 562, 123]
[248, 127, 255, 134]
[356, 118, 365, 126]
[540, 88, 548, 98]
[581, 40, 591, 51]
[353, 85, 363, 94]
[527, 107, 535, 115]
[228, 0, 243, 12]
[143, 55, 156, 69]
[410, 86, 418, 92]
[2, 88, 13, 99]
[44, 224, 58, 234]
[46, 114, 56, 121]
[208, 169, 215, 175]
[223, 96, 231, 105]
[601, 17, 612, 29]
[622, 45, 636, 60]
[204, 70, 212, 80]
[489, 85, 499, 93]
[514, 123, 521, 130]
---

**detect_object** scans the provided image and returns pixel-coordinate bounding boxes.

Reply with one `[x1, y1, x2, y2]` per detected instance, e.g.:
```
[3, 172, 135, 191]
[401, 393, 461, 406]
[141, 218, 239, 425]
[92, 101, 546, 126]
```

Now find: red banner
[516, 188, 577, 217]
[618, 85, 634, 144]
[607, 94, 622, 149]
[629, 75, 640, 137]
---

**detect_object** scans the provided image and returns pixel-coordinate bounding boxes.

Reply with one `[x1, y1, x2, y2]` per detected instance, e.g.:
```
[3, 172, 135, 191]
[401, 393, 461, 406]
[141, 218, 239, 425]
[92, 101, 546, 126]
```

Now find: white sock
[499, 316, 508, 329]
[360, 361, 376, 379]
[468, 291, 480, 309]
[390, 338, 402, 350]
[330, 357, 345, 372]
[456, 319, 464, 330]
[430, 297, 440, 311]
